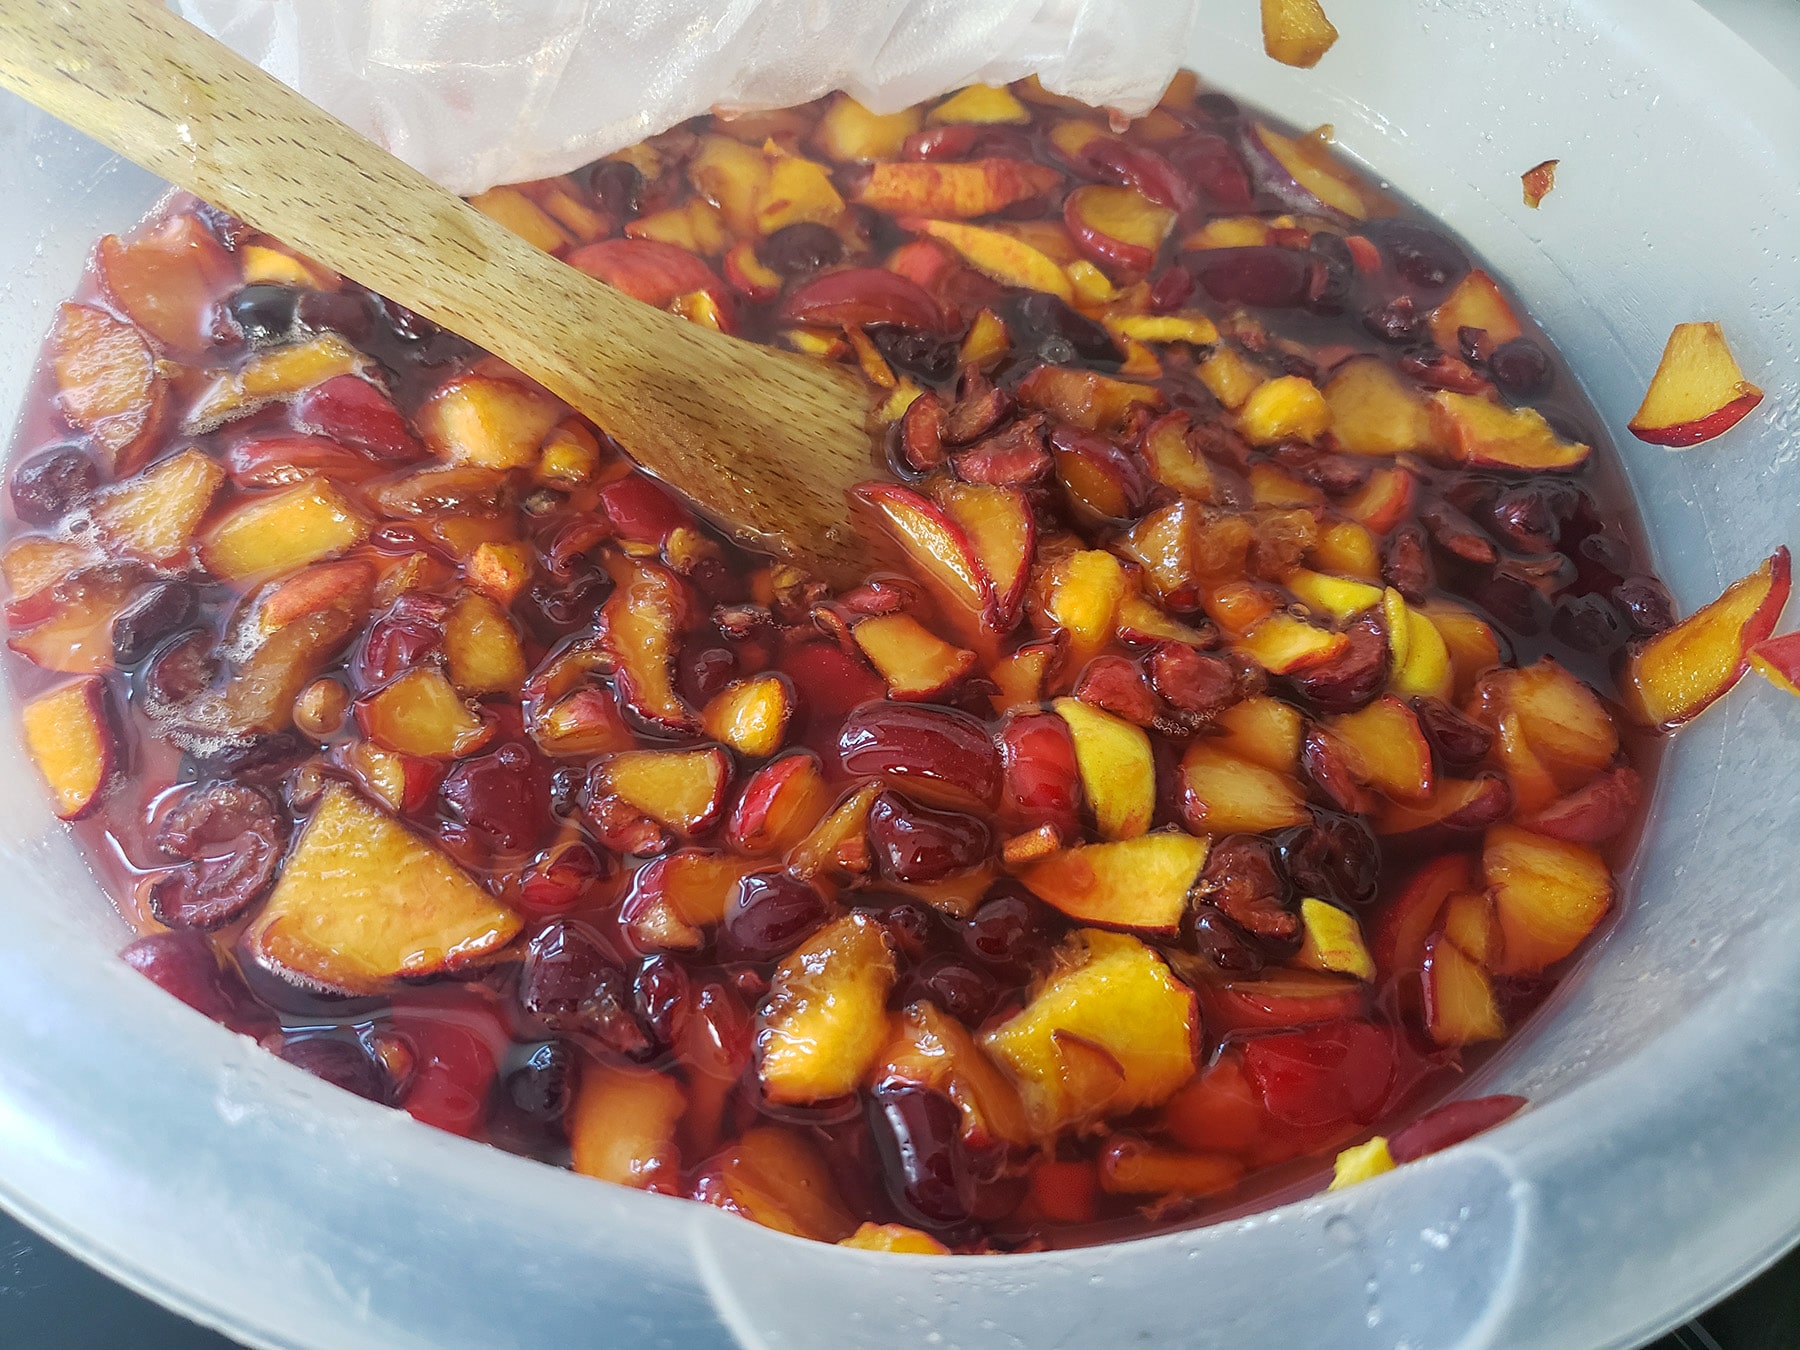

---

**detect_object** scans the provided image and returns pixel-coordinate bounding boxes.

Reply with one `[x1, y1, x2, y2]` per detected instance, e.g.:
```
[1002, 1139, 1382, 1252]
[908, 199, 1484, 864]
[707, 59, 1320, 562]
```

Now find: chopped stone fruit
[21, 678, 116, 819]
[854, 614, 977, 700]
[1628, 321, 1764, 447]
[1428, 270, 1522, 358]
[838, 1223, 950, 1255]
[1420, 932, 1504, 1045]
[1245, 123, 1369, 219]
[1622, 548, 1790, 727]
[1750, 631, 1800, 697]
[624, 850, 762, 950]
[701, 1126, 857, 1242]
[984, 930, 1197, 1136]
[594, 746, 732, 837]
[1179, 743, 1309, 835]
[813, 94, 921, 163]
[1328, 1136, 1394, 1190]
[200, 480, 370, 584]
[1428, 393, 1590, 471]
[757, 912, 896, 1104]
[245, 784, 520, 994]
[96, 217, 233, 358]
[1053, 696, 1154, 840]
[186, 334, 372, 431]
[1483, 824, 1613, 975]
[358, 668, 495, 759]
[417, 375, 567, 470]
[1261, 0, 1339, 68]
[1323, 356, 1435, 457]
[49, 303, 166, 473]
[602, 562, 700, 734]
[569, 1063, 685, 1190]
[854, 159, 1061, 219]
[701, 674, 793, 758]
[1014, 832, 1207, 934]
[1521, 159, 1559, 209]
[1295, 899, 1375, 981]
[90, 448, 225, 566]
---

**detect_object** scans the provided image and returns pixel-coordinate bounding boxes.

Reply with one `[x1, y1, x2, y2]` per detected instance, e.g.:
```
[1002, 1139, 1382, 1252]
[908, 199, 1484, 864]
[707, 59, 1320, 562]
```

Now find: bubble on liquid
[1325, 1213, 1362, 1248]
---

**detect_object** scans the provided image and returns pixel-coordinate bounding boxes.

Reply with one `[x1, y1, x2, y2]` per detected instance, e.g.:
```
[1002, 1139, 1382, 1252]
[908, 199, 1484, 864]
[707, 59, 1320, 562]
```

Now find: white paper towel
[169, 0, 1200, 196]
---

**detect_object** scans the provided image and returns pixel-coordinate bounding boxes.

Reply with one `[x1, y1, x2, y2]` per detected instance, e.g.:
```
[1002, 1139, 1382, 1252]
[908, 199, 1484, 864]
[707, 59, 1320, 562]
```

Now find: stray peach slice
[701, 674, 794, 758]
[1420, 932, 1506, 1045]
[443, 592, 528, 697]
[812, 94, 921, 163]
[1621, 547, 1790, 727]
[1750, 631, 1800, 697]
[1099, 1140, 1243, 1196]
[757, 912, 894, 1104]
[1324, 356, 1436, 456]
[199, 479, 370, 584]
[1260, 0, 1339, 68]
[1015, 831, 1208, 935]
[984, 930, 1198, 1136]
[1329, 1137, 1396, 1190]
[49, 302, 164, 472]
[569, 1063, 685, 1189]
[913, 219, 1074, 302]
[853, 614, 977, 701]
[1628, 322, 1764, 447]
[1483, 824, 1613, 976]
[1428, 270, 1522, 358]
[245, 783, 521, 994]
[1053, 696, 1155, 840]
[1064, 185, 1176, 275]
[1428, 392, 1591, 471]
[602, 562, 701, 734]
[91, 447, 225, 567]
[357, 667, 494, 759]
[1521, 159, 1559, 209]
[1295, 898, 1376, 981]
[22, 677, 116, 820]
[1180, 742, 1309, 834]
[708, 1125, 858, 1242]
[855, 159, 1062, 220]
[838, 1223, 949, 1255]
[417, 375, 566, 471]
[596, 746, 731, 836]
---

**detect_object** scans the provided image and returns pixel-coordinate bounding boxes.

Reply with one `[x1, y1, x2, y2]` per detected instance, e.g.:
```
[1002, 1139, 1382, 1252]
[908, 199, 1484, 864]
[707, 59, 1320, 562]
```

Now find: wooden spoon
[0, 0, 881, 585]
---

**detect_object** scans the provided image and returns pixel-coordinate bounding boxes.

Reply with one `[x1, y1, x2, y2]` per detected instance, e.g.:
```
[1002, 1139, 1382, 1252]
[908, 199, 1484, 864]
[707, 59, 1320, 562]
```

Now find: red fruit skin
[566, 239, 736, 329]
[838, 701, 1002, 810]
[781, 641, 887, 755]
[780, 268, 947, 332]
[1387, 1094, 1527, 1164]
[599, 474, 695, 546]
[291, 374, 423, 461]
[1241, 1019, 1397, 1131]
[996, 710, 1083, 838]
[1627, 390, 1764, 448]
[1518, 765, 1641, 843]
[393, 1011, 503, 1138]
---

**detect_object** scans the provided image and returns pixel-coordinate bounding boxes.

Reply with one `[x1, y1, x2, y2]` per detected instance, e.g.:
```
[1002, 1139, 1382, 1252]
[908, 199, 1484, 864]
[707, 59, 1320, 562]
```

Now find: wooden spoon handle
[0, 0, 878, 583]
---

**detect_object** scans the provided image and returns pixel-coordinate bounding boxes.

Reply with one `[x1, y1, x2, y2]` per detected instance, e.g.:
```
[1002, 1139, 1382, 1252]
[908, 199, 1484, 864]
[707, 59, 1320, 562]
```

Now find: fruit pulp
[2, 75, 1680, 1251]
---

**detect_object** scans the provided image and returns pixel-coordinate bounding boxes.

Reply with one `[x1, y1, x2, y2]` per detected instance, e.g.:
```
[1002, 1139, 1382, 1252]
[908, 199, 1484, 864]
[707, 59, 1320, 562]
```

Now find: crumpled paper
[170, 0, 1199, 195]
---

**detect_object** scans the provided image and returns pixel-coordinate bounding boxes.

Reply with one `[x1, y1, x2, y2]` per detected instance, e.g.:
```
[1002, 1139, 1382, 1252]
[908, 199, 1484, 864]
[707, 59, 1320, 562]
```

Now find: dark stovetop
[2, 1200, 1797, 1348]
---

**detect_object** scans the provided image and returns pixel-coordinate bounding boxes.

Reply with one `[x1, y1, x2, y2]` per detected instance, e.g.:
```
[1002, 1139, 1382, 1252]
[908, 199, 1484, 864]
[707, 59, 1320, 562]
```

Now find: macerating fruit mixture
[6, 47, 1793, 1254]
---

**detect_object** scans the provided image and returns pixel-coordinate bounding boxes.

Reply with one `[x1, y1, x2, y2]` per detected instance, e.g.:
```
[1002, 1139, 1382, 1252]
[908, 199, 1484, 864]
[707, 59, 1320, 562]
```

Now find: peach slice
[1179, 743, 1309, 834]
[1, 536, 102, 607]
[1237, 613, 1349, 675]
[838, 1223, 950, 1255]
[186, 334, 372, 432]
[90, 448, 226, 567]
[1196, 347, 1266, 411]
[756, 150, 847, 236]
[1323, 356, 1436, 456]
[1261, 0, 1339, 68]
[701, 674, 794, 758]
[1342, 465, 1418, 535]
[1420, 932, 1505, 1046]
[1442, 890, 1499, 967]
[984, 930, 1197, 1136]
[1016, 364, 1163, 434]
[728, 753, 833, 855]
[1521, 159, 1559, 209]
[1053, 696, 1154, 840]
[1114, 594, 1209, 647]
[357, 668, 494, 759]
[855, 159, 1062, 219]
[757, 912, 895, 1104]
[7, 565, 143, 675]
[22, 677, 117, 820]
[1098, 1140, 1243, 1197]
[417, 375, 565, 471]
[208, 607, 359, 736]
[601, 562, 700, 734]
[812, 94, 921, 162]
[1518, 764, 1642, 844]
[1418, 600, 1503, 700]
[913, 219, 1074, 302]
[49, 303, 164, 472]
[1295, 898, 1376, 981]
[1310, 520, 1383, 582]
[853, 614, 977, 701]
[1287, 569, 1384, 625]
[595, 746, 731, 837]
[626, 199, 730, 256]
[1039, 548, 1129, 674]
[1195, 967, 1368, 1035]
[624, 849, 762, 949]
[1628, 321, 1764, 446]
[1015, 831, 1209, 934]
[856, 484, 986, 627]
[688, 135, 771, 236]
[1064, 185, 1176, 275]
[1214, 696, 1304, 775]
[466, 541, 534, 607]
[199, 479, 370, 584]
[258, 559, 376, 632]
[1374, 773, 1511, 838]
[1428, 270, 1522, 358]
[928, 83, 1030, 125]
[468, 185, 574, 253]
[1138, 412, 1216, 502]
[566, 238, 734, 326]
[1428, 392, 1591, 471]
[1469, 658, 1618, 784]
[1750, 631, 1800, 697]
[246, 783, 521, 994]
[1238, 374, 1332, 447]
[96, 217, 234, 359]
[876, 1002, 1033, 1148]
[531, 686, 635, 759]
[442, 592, 528, 697]
[1317, 696, 1434, 803]
[936, 482, 1036, 632]
[1328, 1138, 1396, 1191]
[1621, 547, 1790, 728]
[1247, 123, 1368, 219]
[337, 740, 439, 816]
[1383, 591, 1454, 701]
[787, 781, 881, 882]
[1483, 824, 1614, 975]
[569, 1063, 685, 1190]
[704, 1126, 857, 1242]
